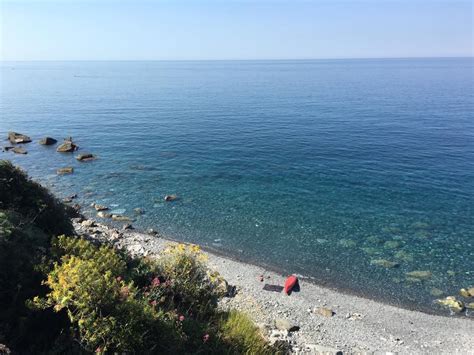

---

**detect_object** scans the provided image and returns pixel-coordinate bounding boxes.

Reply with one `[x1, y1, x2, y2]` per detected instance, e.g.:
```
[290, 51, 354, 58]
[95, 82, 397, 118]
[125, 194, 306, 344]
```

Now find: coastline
[73, 217, 474, 354]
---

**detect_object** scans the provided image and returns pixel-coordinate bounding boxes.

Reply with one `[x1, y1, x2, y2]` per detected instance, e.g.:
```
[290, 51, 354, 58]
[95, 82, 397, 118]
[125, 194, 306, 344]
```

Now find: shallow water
[1, 59, 473, 314]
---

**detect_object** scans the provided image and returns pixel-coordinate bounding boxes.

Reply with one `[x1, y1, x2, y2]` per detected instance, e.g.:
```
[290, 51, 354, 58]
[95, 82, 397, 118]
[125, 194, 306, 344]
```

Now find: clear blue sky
[0, 0, 472, 60]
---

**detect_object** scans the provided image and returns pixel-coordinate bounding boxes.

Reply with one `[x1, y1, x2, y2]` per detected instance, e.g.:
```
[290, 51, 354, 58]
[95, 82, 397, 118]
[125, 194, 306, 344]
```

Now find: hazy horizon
[1, 0, 472, 61]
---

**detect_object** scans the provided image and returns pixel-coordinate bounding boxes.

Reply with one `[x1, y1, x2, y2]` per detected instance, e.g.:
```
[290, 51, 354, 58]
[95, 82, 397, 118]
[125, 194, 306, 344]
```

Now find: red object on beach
[284, 275, 298, 294]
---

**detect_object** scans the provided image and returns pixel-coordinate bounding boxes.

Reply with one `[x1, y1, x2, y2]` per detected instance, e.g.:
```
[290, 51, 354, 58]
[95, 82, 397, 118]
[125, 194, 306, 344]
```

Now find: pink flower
[95, 347, 102, 353]
[179, 315, 185, 322]
[151, 277, 160, 287]
[203, 334, 210, 343]
[150, 300, 157, 306]
[116, 276, 122, 282]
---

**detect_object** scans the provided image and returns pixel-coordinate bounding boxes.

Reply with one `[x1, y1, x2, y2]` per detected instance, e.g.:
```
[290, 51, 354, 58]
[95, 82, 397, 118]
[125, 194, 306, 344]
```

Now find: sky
[0, 0, 472, 60]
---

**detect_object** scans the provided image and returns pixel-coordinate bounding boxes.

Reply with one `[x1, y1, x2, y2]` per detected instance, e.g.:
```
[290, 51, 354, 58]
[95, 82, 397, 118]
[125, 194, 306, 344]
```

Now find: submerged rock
[361, 247, 379, 255]
[436, 296, 465, 313]
[8, 132, 31, 144]
[39, 137, 57, 145]
[57, 167, 74, 175]
[164, 194, 178, 202]
[76, 153, 96, 161]
[94, 204, 108, 211]
[466, 302, 474, 310]
[370, 259, 399, 268]
[57, 139, 77, 152]
[338, 239, 356, 248]
[405, 270, 432, 280]
[366, 235, 383, 244]
[384, 240, 401, 249]
[430, 288, 444, 297]
[11, 147, 27, 154]
[411, 221, 430, 229]
[134, 207, 145, 215]
[394, 250, 414, 262]
[111, 215, 132, 222]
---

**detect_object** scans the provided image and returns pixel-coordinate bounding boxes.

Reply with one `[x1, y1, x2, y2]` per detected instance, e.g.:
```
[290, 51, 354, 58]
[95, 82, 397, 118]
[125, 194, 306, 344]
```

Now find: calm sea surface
[1, 59, 473, 314]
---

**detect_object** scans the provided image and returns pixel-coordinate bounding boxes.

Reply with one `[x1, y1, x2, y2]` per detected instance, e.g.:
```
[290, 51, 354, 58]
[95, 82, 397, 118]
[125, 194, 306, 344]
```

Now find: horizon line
[1, 56, 473, 62]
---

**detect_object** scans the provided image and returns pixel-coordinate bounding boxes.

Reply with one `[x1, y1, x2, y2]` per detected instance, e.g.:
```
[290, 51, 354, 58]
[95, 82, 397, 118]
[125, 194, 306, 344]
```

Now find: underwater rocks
[394, 250, 414, 262]
[436, 296, 465, 313]
[57, 167, 74, 175]
[370, 259, 399, 269]
[39, 137, 57, 145]
[57, 138, 77, 152]
[164, 194, 178, 202]
[405, 270, 432, 280]
[11, 147, 27, 154]
[8, 132, 31, 144]
[76, 153, 96, 161]
[111, 215, 132, 222]
[383, 240, 401, 249]
[338, 239, 356, 248]
[134, 208, 145, 215]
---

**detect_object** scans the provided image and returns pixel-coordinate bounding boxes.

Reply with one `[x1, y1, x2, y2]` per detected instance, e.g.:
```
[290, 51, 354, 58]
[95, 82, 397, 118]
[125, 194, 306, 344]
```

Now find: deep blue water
[1, 59, 473, 314]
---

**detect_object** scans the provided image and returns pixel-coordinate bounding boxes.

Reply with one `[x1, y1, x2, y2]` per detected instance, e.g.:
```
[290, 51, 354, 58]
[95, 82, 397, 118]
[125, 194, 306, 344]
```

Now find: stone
[274, 318, 299, 332]
[81, 219, 96, 228]
[338, 239, 356, 248]
[366, 235, 383, 244]
[57, 167, 74, 175]
[39, 137, 57, 145]
[436, 296, 465, 313]
[459, 287, 474, 298]
[304, 344, 343, 355]
[3, 146, 14, 152]
[76, 153, 95, 161]
[148, 228, 158, 235]
[11, 147, 27, 154]
[164, 194, 178, 201]
[384, 240, 401, 249]
[370, 259, 399, 268]
[94, 204, 108, 211]
[361, 247, 379, 255]
[97, 211, 112, 218]
[466, 302, 474, 310]
[56, 139, 77, 152]
[394, 250, 414, 262]
[315, 307, 334, 317]
[430, 288, 444, 297]
[123, 223, 133, 230]
[8, 132, 31, 144]
[405, 270, 432, 280]
[134, 207, 145, 215]
[112, 215, 132, 222]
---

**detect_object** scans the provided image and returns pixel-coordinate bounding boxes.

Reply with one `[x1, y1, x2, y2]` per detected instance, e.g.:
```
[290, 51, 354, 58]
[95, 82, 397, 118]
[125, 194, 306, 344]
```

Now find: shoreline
[73, 216, 474, 354]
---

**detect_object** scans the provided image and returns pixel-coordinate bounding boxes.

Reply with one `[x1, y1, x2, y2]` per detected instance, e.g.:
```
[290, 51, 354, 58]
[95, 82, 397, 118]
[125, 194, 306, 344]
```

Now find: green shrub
[35, 236, 181, 353]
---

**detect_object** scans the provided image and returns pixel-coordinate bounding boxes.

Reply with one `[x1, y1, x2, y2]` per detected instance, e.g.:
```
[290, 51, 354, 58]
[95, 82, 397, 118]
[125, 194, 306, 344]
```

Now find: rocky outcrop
[8, 132, 31, 144]
[76, 153, 95, 161]
[39, 137, 57, 145]
[164, 194, 178, 202]
[57, 138, 77, 152]
[436, 296, 465, 313]
[57, 167, 74, 175]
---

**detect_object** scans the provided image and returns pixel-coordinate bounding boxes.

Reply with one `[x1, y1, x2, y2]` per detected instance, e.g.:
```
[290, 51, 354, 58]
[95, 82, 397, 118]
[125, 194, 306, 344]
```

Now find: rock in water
[57, 167, 74, 175]
[39, 137, 57, 145]
[8, 132, 31, 144]
[11, 147, 27, 154]
[459, 287, 474, 298]
[57, 139, 77, 152]
[76, 153, 95, 161]
[94, 204, 108, 211]
[436, 296, 465, 313]
[97, 211, 112, 218]
[370, 259, 399, 268]
[164, 194, 178, 201]
[405, 270, 432, 280]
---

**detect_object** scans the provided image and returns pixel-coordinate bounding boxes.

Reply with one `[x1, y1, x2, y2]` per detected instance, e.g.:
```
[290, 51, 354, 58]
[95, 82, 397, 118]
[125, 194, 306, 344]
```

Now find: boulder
[57, 167, 74, 175]
[123, 223, 133, 230]
[436, 296, 465, 313]
[459, 287, 474, 298]
[370, 259, 399, 268]
[97, 211, 112, 218]
[405, 270, 432, 280]
[11, 147, 27, 154]
[134, 207, 145, 215]
[76, 153, 96, 161]
[466, 302, 474, 310]
[3, 146, 14, 152]
[274, 318, 299, 332]
[164, 194, 178, 202]
[39, 137, 57, 145]
[94, 204, 108, 211]
[57, 139, 77, 152]
[8, 132, 31, 144]
[81, 219, 96, 228]
[112, 215, 132, 222]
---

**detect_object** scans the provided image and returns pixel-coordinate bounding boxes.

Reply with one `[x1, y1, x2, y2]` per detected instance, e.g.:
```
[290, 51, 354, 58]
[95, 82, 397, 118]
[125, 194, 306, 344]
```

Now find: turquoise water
[1, 59, 473, 314]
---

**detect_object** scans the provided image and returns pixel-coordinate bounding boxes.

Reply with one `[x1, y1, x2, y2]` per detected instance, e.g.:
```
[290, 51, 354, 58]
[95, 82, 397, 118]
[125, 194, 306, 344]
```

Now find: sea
[1, 58, 473, 314]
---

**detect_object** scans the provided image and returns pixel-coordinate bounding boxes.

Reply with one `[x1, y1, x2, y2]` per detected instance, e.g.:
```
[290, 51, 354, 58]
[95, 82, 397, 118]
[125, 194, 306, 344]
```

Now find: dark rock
[57, 139, 77, 152]
[57, 167, 74, 175]
[11, 147, 27, 154]
[123, 223, 133, 230]
[3, 146, 14, 152]
[164, 194, 178, 201]
[76, 153, 96, 161]
[8, 132, 31, 144]
[39, 137, 57, 145]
